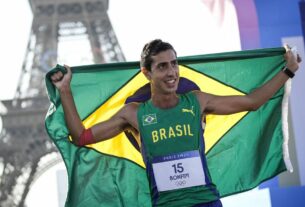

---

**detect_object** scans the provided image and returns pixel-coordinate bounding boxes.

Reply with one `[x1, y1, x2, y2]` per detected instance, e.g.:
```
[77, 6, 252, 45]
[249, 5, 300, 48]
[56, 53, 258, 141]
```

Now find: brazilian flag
[45, 48, 292, 207]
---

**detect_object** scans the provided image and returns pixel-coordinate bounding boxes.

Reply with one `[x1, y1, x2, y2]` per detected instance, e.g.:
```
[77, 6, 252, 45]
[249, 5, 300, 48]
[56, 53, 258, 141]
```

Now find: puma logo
[182, 106, 195, 116]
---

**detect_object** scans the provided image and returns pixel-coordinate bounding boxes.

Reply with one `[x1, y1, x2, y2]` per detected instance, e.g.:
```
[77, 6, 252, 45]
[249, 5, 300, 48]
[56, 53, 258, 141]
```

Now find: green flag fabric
[45, 47, 292, 207]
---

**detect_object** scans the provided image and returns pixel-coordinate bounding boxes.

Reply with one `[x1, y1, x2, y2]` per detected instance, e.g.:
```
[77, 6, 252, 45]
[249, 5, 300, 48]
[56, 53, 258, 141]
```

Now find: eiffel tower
[0, 0, 125, 206]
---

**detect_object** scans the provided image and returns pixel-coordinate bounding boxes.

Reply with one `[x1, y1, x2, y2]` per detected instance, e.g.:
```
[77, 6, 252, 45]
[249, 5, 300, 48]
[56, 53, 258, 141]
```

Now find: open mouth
[166, 79, 175, 84]
[165, 79, 177, 87]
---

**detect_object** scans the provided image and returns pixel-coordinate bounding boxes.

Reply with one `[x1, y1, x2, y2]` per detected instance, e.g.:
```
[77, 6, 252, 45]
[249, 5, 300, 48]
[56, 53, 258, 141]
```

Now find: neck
[151, 92, 179, 109]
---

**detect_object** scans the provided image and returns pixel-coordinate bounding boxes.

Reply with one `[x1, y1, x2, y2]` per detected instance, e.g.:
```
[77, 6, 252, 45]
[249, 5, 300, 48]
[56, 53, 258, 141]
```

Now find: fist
[51, 65, 72, 90]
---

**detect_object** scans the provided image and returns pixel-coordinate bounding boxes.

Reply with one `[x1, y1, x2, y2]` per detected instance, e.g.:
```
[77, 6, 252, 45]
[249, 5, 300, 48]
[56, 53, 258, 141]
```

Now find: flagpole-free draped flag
[45, 47, 292, 207]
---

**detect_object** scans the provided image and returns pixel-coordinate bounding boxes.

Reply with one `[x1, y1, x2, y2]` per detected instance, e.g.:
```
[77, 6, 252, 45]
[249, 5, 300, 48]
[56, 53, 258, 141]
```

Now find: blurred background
[0, 0, 304, 206]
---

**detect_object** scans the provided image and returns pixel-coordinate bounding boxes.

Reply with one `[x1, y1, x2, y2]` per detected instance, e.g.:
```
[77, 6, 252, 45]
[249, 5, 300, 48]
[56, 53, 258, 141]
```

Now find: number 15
[172, 163, 184, 173]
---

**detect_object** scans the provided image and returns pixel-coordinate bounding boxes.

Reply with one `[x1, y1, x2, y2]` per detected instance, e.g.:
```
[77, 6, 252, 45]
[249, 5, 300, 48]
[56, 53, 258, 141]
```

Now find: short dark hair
[140, 39, 177, 71]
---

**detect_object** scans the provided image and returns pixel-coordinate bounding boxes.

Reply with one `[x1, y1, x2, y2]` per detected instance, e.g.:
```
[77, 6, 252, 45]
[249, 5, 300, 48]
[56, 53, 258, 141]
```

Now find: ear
[141, 67, 152, 80]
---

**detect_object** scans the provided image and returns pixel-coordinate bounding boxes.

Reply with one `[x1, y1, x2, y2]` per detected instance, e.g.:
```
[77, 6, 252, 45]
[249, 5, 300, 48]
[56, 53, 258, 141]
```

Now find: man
[51, 39, 301, 207]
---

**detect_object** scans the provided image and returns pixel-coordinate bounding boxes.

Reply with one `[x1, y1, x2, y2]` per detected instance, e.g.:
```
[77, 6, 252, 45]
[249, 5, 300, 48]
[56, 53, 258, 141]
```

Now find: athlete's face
[144, 49, 179, 94]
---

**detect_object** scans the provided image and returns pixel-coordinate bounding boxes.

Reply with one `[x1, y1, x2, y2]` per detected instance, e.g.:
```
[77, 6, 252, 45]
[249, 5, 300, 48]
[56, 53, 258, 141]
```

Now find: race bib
[152, 150, 206, 192]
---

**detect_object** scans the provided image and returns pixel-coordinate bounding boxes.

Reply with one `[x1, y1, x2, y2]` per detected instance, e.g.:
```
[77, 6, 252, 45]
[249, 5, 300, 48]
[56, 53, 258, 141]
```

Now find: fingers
[51, 71, 64, 82]
[284, 44, 291, 52]
[285, 49, 302, 63]
[64, 64, 72, 75]
[284, 50, 297, 60]
[283, 50, 292, 60]
[297, 54, 302, 63]
[50, 64, 72, 83]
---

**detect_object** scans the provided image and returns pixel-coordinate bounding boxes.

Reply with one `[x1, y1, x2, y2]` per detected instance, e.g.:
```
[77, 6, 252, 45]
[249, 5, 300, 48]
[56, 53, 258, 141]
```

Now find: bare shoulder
[192, 90, 204, 99]
[121, 102, 140, 113]
[119, 102, 140, 130]
[192, 90, 212, 114]
[192, 90, 209, 102]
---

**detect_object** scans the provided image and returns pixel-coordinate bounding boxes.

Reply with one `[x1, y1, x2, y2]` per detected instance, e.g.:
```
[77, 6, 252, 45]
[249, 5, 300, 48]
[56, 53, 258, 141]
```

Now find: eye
[171, 60, 178, 67]
[157, 63, 167, 70]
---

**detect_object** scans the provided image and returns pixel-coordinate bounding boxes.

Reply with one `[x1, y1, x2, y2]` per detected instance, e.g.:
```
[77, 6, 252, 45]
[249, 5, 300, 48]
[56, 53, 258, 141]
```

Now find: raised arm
[195, 49, 302, 115]
[50, 65, 138, 145]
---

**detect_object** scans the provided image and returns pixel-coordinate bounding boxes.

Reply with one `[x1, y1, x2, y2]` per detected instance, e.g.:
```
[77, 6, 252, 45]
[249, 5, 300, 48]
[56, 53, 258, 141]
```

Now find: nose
[167, 64, 176, 76]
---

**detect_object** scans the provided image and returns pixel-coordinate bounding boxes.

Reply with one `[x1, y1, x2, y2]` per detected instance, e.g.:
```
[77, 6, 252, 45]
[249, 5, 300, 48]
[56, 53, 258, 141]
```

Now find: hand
[50, 64, 72, 90]
[284, 46, 302, 72]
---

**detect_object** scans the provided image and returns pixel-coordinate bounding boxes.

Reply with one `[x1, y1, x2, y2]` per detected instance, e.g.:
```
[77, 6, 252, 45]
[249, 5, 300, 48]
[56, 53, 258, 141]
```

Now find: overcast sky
[0, 0, 241, 100]
[0, 0, 32, 100]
